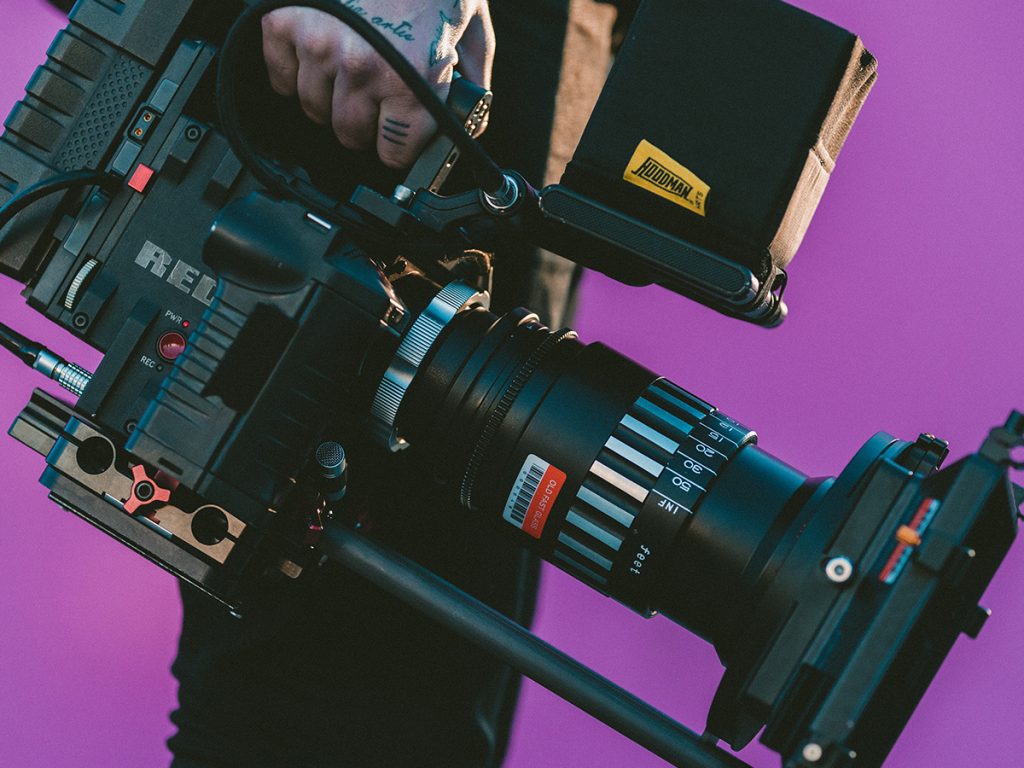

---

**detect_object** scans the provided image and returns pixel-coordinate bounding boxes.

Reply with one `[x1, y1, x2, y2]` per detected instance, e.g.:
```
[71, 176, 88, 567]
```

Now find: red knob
[125, 464, 171, 514]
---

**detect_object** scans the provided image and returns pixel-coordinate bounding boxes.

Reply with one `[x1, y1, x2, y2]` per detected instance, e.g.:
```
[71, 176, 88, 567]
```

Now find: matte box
[560, 0, 877, 293]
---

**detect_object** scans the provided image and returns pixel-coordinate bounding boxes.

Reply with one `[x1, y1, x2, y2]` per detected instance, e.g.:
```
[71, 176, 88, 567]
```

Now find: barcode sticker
[502, 454, 567, 539]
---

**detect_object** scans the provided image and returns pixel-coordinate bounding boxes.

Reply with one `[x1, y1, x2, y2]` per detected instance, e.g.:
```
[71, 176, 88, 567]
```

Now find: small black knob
[315, 441, 347, 503]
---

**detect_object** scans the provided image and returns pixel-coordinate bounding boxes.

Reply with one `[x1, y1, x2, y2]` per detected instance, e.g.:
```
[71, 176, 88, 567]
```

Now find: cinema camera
[0, 1, 1021, 767]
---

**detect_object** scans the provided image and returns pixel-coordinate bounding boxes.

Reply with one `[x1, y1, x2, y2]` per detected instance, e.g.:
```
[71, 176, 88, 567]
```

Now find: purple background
[1, 2, 1022, 766]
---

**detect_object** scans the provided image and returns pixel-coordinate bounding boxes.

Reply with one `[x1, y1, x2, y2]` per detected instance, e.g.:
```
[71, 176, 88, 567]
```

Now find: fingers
[376, 96, 438, 169]
[262, 11, 299, 96]
[295, 60, 334, 125]
[263, 9, 395, 150]
[293, 15, 347, 125]
[265, 10, 340, 124]
[261, 7, 468, 167]
[332, 77, 379, 150]
[455, 9, 496, 89]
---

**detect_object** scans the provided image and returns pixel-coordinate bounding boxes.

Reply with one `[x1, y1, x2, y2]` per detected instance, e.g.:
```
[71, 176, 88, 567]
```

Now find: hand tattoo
[428, 10, 453, 66]
[381, 117, 410, 146]
[342, 0, 416, 42]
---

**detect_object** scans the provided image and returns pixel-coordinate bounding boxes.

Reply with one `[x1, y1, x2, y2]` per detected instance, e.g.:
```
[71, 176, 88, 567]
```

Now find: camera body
[2, 3, 1021, 768]
[1, 0, 516, 605]
[1, 2, 365, 602]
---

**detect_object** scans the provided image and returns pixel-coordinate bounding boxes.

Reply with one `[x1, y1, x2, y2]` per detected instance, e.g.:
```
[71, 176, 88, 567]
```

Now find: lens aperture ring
[459, 326, 578, 510]
[551, 379, 754, 613]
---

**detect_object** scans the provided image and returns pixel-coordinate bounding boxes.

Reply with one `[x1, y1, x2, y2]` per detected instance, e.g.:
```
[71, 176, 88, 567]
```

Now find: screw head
[802, 742, 823, 763]
[134, 481, 154, 501]
[825, 556, 854, 584]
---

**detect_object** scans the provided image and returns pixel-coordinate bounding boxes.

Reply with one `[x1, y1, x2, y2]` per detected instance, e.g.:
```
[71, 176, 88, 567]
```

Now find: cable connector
[0, 321, 93, 397]
[35, 351, 92, 397]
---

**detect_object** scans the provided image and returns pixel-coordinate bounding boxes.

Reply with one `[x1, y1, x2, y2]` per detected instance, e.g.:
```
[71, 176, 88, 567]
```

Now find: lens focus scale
[552, 378, 755, 615]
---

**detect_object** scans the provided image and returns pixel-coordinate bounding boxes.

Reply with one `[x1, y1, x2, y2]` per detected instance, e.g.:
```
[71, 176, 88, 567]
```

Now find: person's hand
[262, 1, 494, 168]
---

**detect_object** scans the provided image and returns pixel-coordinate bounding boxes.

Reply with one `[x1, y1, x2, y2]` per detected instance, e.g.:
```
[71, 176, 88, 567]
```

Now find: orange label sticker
[502, 455, 567, 539]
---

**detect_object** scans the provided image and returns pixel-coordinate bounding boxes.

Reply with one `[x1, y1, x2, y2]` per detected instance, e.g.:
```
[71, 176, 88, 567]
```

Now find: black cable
[0, 320, 40, 365]
[0, 316, 93, 397]
[0, 169, 110, 231]
[216, 0, 507, 215]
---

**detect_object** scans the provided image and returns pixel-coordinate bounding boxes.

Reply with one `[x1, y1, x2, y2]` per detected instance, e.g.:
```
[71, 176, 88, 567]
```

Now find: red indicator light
[157, 331, 187, 362]
[182, 320, 190, 328]
[128, 164, 155, 193]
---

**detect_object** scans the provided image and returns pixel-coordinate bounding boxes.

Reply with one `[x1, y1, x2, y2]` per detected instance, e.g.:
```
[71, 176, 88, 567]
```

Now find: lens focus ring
[459, 326, 578, 510]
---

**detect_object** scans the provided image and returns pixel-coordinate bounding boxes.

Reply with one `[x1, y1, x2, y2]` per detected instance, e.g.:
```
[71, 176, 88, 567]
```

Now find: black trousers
[165, 2, 616, 767]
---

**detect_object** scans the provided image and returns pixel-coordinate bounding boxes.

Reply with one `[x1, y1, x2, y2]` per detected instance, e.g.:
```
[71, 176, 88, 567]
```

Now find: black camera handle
[220, 0, 509, 217]
[321, 523, 751, 768]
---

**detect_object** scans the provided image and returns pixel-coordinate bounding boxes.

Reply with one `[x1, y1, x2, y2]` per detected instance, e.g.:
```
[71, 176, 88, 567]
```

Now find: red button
[128, 163, 155, 193]
[157, 331, 187, 361]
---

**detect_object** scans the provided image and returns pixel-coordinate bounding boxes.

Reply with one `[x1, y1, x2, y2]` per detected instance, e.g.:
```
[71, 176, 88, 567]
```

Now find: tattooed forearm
[341, 0, 416, 42]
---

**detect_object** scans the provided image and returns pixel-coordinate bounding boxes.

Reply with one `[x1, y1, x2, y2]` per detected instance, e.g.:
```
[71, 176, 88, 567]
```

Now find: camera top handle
[219, 0, 511, 217]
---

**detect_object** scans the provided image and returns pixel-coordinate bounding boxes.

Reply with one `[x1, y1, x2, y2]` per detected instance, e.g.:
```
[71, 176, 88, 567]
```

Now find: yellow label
[623, 140, 709, 217]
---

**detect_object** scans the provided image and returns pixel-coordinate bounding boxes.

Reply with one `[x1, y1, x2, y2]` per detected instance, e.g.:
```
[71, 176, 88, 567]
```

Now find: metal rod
[321, 525, 751, 768]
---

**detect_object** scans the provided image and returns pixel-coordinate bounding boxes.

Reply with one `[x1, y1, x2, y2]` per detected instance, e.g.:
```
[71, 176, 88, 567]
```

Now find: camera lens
[394, 293, 820, 657]
[381, 283, 992, 760]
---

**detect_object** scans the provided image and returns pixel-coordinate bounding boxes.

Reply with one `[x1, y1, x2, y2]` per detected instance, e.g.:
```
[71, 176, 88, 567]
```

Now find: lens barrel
[372, 285, 1016, 763]
[395, 296, 819, 657]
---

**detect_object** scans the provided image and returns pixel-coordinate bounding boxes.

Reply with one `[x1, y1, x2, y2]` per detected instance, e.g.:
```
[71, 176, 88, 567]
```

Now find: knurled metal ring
[459, 326, 577, 509]
[370, 282, 488, 451]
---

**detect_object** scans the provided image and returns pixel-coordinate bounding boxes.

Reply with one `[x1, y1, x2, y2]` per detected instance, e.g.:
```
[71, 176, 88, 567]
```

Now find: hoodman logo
[623, 140, 709, 216]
